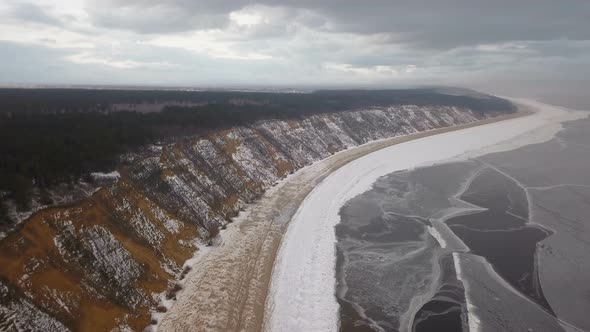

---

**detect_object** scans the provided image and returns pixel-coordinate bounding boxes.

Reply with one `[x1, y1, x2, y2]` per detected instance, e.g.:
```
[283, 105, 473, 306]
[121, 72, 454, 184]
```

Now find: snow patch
[90, 170, 121, 180]
[427, 226, 447, 248]
[453, 252, 481, 332]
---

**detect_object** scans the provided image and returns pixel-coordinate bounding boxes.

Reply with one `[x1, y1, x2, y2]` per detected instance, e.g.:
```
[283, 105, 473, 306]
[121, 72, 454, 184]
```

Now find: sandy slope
[157, 108, 530, 332]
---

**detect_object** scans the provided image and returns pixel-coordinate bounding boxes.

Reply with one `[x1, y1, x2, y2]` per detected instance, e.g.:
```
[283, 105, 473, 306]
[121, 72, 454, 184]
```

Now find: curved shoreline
[265, 99, 586, 331]
[157, 106, 531, 331]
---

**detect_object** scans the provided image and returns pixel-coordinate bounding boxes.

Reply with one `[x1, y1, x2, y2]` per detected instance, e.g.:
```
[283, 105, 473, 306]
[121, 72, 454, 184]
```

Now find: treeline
[0, 88, 514, 211]
[0, 88, 513, 115]
[0, 111, 154, 210]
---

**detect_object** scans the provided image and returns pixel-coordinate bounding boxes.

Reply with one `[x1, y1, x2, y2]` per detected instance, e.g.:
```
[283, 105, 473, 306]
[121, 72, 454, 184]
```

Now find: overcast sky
[1, 0, 589, 107]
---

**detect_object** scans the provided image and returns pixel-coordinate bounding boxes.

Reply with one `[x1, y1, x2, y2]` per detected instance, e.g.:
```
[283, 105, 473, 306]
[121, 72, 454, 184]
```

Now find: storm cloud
[84, 0, 590, 47]
[1, 0, 589, 107]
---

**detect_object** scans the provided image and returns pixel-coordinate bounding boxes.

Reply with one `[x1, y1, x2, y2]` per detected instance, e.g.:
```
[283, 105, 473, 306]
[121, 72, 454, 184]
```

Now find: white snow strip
[453, 252, 481, 332]
[90, 170, 121, 180]
[453, 252, 464, 280]
[264, 99, 586, 332]
[427, 226, 447, 248]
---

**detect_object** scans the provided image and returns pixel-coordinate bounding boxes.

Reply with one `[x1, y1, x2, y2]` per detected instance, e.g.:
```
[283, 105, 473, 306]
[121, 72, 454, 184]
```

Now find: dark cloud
[90, 5, 228, 34]
[11, 2, 63, 27]
[303, 0, 590, 48]
[87, 0, 590, 49]
[87, 0, 247, 33]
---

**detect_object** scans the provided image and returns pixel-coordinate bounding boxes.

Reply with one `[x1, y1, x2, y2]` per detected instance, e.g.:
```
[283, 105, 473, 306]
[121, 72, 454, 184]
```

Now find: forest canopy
[0, 88, 514, 209]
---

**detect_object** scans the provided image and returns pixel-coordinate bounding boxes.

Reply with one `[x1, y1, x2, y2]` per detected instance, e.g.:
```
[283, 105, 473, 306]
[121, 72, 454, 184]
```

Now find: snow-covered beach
[264, 99, 587, 331]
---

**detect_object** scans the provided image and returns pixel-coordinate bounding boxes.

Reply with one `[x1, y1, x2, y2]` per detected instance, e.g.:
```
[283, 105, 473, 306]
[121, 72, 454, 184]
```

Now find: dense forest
[0, 88, 514, 212]
[0, 88, 512, 115]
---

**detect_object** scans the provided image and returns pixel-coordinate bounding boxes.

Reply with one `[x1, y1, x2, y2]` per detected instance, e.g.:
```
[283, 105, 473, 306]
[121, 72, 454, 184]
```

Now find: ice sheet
[264, 99, 586, 331]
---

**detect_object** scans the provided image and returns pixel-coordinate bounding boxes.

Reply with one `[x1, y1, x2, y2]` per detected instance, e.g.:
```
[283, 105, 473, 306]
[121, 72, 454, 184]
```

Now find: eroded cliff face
[0, 105, 504, 331]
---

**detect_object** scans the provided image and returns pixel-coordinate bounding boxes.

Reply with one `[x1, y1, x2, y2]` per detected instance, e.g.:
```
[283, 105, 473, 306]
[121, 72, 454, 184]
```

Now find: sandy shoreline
[157, 107, 531, 332]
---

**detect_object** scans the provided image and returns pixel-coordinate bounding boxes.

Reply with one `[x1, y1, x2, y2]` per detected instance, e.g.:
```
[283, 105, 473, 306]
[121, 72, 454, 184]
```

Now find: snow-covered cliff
[0, 104, 508, 331]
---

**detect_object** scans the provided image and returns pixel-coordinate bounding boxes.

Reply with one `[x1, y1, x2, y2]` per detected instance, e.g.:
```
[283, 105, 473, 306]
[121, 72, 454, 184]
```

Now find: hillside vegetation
[0, 88, 514, 212]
